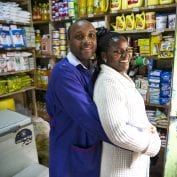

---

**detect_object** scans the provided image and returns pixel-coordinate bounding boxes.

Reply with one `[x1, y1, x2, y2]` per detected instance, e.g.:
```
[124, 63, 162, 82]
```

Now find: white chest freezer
[0, 109, 49, 177]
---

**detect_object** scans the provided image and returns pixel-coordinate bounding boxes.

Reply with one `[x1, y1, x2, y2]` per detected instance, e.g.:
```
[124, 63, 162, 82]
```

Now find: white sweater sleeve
[94, 78, 161, 156]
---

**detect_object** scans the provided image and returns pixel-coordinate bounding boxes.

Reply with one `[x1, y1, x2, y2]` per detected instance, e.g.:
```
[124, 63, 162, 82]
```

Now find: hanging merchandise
[127, 0, 143, 9]
[110, 0, 122, 13]
[94, 0, 109, 14]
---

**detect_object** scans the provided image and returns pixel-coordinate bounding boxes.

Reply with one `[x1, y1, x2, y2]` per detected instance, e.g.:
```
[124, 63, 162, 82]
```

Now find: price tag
[132, 30, 137, 33]
[88, 14, 94, 18]
[147, 28, 154, 33]
[147, 6, 155, 9]
[156, 29, 165, 33]
[133, 8, 139, 12]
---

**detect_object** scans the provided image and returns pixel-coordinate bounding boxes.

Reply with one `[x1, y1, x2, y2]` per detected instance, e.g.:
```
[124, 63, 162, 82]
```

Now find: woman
[93, 29, 161, 177]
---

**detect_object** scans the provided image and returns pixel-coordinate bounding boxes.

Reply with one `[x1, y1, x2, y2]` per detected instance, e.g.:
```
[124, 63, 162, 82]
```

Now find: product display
[0, 0, 177, 177]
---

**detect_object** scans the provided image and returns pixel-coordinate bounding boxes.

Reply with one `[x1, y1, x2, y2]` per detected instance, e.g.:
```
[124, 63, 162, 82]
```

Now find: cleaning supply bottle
[110, 0, 122, 13]
[126, 13, 135, 30]
[116, 14, 126, 31]
[135, 12, 145, 30]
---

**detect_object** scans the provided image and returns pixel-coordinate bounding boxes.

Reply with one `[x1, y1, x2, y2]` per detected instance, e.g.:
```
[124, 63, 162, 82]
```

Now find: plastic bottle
[35, 29, 42, 56]
[41, 3, 49, 21]
[41, 66, 49, 89]
[36, 66, 42, 87]
[32, 1, 38, 20]
[41, 34, 50, 55]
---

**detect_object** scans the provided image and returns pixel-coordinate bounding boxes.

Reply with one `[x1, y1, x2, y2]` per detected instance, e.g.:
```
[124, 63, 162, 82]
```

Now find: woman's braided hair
[92, 27, 127, 84]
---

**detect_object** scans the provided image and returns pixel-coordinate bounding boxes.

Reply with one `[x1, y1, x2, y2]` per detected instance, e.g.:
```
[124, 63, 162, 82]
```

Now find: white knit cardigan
[93, 64, 161, 177]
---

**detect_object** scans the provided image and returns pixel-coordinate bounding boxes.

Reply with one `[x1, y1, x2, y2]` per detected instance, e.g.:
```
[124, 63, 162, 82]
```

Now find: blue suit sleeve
[54, 67, 110, 143]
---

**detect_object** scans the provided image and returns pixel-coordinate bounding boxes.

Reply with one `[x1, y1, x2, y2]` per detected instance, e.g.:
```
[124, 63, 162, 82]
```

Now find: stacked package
[148, 69, 171, 105]
[0, 25, 35, 49]
[0, 2, 31, 23]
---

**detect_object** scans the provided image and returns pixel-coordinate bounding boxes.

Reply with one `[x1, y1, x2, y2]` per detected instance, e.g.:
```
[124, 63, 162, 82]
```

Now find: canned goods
[52, 30, 59, 39]
[60, 50, 67, 57]
[60, 33, 66, 40]
[59, 28, 66, 34]
[145, 12, 156, 30]
[52, 46, 60, 57]
[60, 45, 66, 50]
[68, 2, 74, 8]
[68, 8, 75, 17]
[52, 39, 60, 45]
[60, 39, 66, 45]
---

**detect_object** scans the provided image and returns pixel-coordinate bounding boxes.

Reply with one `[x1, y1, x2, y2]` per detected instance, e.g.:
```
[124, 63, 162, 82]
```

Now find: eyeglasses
[113, 48, 133, 58]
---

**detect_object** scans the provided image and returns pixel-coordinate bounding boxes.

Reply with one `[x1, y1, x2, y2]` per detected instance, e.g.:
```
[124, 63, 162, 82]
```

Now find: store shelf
[156, 124, 168, 129]
[115, 28, 175, 34]
[36, 55, 55, 59]
[52, 17, 73, 22]
[0, 47, 35, 51]
[145, 103, 170, 109]
[0, 69, 35, 76]
[79, 13, 106, 20]
[35, 87, 47, 91]
[0, 86, 35, 98]
[33, 20, 50, 25]
[110, 3, 176, 15]
[0, 20, 30, 26]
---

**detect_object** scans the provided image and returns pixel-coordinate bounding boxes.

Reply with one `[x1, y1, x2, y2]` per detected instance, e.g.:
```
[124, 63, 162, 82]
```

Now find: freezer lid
[0, 109, 31, 135]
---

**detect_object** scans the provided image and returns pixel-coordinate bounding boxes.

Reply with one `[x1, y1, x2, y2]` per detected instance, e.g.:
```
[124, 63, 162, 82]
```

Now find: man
[46, 20, 109, 177]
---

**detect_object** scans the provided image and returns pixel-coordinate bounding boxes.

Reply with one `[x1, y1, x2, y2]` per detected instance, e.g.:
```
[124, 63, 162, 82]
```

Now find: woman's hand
[145, 124, 157, 134]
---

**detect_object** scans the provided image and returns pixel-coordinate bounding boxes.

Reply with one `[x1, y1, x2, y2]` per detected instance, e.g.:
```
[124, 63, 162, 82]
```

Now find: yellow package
[126, 13, 135, 30]
[138, 38, 150, 46]
[116, 14, 126, 31]
[135, 12, 145, 30]
[0, 98, 15, 111]
[150, 34, 162, 55]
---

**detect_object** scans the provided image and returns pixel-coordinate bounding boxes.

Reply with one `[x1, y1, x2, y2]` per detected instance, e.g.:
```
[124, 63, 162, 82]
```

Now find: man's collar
[67, 52, 87, 69]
